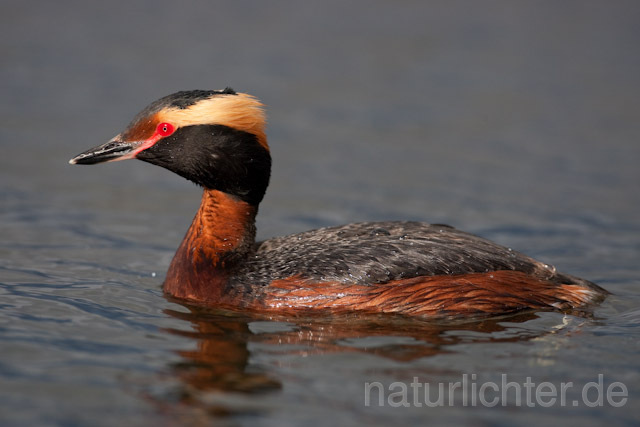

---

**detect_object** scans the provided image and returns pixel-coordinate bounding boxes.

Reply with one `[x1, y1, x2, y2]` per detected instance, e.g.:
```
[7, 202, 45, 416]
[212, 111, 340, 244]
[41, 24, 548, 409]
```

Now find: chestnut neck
[163, 189, 258, 302]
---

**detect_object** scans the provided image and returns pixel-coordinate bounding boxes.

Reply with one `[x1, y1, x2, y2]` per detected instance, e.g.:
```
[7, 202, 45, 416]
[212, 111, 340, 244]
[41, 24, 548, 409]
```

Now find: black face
[136, 124, 271, 206]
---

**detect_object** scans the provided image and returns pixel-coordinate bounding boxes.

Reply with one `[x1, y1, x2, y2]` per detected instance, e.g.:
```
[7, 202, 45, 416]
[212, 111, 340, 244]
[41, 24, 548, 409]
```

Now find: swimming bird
[69, 89, 607, 317]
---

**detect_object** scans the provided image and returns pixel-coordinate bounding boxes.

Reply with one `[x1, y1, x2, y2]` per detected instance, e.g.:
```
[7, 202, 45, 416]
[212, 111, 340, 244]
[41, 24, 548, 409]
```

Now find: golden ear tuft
[159, 93, 268, 150]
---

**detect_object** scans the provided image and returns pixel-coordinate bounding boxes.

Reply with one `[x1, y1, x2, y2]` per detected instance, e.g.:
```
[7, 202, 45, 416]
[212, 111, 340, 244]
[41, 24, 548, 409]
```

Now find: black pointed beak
[69, 137, 138, 165]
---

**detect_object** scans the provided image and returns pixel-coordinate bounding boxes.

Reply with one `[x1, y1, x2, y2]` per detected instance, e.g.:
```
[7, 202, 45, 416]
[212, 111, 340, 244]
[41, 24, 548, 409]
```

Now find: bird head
[69, 89, 271, 205]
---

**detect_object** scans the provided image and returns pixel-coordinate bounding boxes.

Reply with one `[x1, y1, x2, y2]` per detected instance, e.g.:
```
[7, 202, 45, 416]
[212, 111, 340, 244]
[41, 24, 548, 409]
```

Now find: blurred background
[1, 1, 639, 426]
[3, 0, 638, 232]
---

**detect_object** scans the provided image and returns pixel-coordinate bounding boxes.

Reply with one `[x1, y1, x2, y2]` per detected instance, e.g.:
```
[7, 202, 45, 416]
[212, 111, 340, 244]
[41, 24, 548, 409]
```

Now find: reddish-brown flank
[262, 270, 597, 316]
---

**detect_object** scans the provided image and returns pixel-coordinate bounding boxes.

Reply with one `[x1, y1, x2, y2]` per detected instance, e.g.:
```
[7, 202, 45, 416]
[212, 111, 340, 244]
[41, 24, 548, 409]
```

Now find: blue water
[1, 1, 639, 425]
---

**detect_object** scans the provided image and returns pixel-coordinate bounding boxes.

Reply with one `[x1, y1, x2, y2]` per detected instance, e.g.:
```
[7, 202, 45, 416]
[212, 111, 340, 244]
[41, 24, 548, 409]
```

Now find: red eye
[156, 122, 175, 137]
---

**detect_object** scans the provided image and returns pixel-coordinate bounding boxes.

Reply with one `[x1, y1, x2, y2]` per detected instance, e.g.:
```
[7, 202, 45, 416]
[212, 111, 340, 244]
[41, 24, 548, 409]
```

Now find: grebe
[69, 89, 607, 317]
